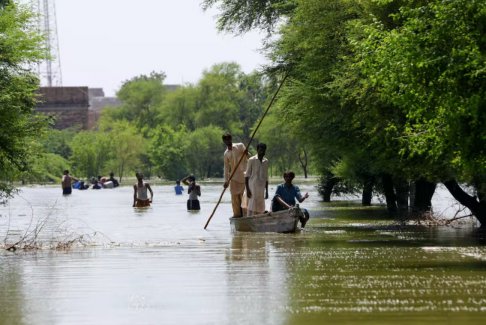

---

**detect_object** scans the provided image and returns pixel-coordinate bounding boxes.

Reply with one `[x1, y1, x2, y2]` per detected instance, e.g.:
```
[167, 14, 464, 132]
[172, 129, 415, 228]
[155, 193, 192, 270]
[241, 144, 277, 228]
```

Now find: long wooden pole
[204, 73, 289, 229]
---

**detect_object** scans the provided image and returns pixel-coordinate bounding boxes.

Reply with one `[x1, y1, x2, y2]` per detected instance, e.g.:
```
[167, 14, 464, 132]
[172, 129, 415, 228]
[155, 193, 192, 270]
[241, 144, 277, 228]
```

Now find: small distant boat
[229, 206, 304, 233]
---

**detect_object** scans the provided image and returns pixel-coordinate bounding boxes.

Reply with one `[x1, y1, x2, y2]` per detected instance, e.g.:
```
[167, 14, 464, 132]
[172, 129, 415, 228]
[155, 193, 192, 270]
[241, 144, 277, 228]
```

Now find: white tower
[34, 0, 63, 86]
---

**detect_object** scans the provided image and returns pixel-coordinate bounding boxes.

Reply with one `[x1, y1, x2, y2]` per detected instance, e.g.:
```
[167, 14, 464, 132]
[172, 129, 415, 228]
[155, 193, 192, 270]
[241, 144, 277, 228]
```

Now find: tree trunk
[298, 148, 308, 179]
[443, 179, 486, 228]
[411, 179, 436, 214]
[206, 164, 212, 179]
[382, 174, 397, 214]
[361, 176, 374, 206]
[321, 172, 339, 202]
[395, 178, 410, 215]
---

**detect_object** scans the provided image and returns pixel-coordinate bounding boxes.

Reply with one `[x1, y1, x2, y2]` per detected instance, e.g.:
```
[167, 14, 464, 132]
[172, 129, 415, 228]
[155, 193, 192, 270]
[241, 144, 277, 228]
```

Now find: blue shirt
[273, 183, 303, 211]
[174, 185, 184, 195]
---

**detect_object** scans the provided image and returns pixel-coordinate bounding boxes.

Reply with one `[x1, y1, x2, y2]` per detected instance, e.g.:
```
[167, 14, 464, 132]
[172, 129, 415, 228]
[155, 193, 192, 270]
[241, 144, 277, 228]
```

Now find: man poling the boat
[223, 133, 249, 217]
[272, 170, 310, 227]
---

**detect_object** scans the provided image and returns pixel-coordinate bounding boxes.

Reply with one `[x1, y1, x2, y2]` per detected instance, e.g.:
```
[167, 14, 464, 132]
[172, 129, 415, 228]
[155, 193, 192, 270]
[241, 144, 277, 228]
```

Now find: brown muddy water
[0, 182, 485, 324]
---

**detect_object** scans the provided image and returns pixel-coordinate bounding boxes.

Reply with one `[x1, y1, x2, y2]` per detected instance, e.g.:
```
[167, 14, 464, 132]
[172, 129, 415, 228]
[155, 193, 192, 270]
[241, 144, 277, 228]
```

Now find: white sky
[50, 0, 268, 96]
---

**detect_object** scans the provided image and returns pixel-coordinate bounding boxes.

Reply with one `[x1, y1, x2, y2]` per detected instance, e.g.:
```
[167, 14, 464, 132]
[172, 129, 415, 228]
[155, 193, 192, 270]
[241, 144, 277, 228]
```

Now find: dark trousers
[187, 199, 200, 210]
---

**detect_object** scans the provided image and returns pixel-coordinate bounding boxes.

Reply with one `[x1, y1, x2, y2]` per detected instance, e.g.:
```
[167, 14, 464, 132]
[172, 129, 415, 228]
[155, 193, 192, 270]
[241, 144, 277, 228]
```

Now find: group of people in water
[61, 133, 309, 226]
[61, 170, 120, 194]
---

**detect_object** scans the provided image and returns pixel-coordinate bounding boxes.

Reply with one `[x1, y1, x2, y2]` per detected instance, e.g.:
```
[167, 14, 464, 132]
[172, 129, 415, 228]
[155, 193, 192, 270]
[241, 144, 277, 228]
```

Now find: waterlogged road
[0, 183, 485, 324]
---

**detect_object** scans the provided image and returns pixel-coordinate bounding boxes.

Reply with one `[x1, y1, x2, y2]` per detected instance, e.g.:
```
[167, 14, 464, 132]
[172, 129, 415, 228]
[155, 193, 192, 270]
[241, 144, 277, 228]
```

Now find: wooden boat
[229, 206, 304, 233]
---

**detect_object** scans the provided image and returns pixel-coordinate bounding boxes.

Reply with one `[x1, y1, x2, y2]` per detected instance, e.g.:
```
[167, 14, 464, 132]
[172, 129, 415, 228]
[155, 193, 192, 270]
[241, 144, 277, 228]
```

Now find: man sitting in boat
[271, 171, 310, 227]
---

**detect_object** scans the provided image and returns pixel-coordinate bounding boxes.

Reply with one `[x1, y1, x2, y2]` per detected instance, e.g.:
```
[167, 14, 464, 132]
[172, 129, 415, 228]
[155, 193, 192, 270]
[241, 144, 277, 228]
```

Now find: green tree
[354, 0, 486, 223]
[0, 1, 47, 199]
[21, 152, 70, 184]
[115, 71, 167, 133]
[196, 63, 242, 131]
[69, 131, 111, 179]
[148, 125, 189, 180]
[257, 112, 306, 177]
[185, 125, 225, 178]
[157, 85, 198, 131]
[40, 128, 76, 159]
[202, 0, 295, 34]
[102, 120, 145, 182]
[270, 0, 373, 188]
[237, 72, 270, 142]
[195, 63, 269, 141]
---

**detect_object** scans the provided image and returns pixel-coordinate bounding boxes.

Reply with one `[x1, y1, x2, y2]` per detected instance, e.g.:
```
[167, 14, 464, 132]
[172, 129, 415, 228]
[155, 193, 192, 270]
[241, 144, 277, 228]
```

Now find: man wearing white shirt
[245, 143, 269, 216]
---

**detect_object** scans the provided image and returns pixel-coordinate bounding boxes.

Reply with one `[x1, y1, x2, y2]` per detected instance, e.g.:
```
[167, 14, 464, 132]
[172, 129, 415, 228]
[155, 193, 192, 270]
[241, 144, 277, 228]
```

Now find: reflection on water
[0, 183, 485, 324]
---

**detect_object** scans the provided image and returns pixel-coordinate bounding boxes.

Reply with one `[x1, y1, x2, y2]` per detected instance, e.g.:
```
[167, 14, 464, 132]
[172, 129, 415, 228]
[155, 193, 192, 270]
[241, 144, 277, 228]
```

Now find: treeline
[16, 64, 311, 185]
[203, 0, 485, 225]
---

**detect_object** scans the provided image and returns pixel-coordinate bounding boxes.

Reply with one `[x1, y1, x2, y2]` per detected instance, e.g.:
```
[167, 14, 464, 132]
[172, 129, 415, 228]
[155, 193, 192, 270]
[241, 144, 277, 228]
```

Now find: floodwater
[0, 181, 485, 324]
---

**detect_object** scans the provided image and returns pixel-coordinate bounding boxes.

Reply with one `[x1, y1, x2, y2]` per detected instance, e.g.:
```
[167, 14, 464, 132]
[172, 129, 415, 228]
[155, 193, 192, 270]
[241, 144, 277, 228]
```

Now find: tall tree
[257, 112, 305, 176]
[157, 85, 199, 131]
[102, 120, 145, 182]
[354, 0, 486, 224]
[115, 71, 167, 133]
[0, 2, 47, 199]
[196, 62, 243, 131]
[185, 125, 225, 178]
[202, 0, 295, 34]
[148, 125, 189, 180]
[69, 131, 111, 179]
[205, 0, 486, 225]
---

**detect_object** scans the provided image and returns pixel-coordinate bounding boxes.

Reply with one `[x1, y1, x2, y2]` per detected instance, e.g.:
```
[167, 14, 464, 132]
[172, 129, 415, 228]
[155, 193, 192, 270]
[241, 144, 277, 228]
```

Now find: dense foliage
[0, 1, 48, 199]
[205, 0, 486, 225]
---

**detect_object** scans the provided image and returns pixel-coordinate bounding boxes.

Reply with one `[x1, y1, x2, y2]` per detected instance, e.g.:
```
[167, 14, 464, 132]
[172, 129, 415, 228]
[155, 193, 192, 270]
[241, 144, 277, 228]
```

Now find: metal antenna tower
[34, 0, 63, 86]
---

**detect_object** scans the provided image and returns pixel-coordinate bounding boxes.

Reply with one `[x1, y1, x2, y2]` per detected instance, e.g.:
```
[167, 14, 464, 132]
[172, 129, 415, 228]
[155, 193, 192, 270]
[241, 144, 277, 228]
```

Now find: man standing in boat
[133, 172, 153, 207]
[223, 133, 249, 218]
[245, 143, 269, 216]
[272, 170, 310, 227]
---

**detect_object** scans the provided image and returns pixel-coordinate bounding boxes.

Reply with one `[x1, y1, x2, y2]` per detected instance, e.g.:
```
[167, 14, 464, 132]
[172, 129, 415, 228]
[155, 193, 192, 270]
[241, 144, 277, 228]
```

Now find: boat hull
[229, 207, 303, 233]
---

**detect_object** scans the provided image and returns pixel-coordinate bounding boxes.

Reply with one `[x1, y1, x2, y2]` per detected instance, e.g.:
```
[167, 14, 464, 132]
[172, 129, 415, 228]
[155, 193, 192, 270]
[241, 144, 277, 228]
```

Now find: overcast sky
[50, 0, 267, 96]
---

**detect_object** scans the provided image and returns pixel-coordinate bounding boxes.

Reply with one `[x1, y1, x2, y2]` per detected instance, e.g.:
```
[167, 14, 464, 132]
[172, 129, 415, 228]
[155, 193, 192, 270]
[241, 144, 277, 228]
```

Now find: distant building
[165, 84, 180, 92]
[36, 84, 179, 130]
[36, 87, 90, 130]
[35, 86, 121, 130]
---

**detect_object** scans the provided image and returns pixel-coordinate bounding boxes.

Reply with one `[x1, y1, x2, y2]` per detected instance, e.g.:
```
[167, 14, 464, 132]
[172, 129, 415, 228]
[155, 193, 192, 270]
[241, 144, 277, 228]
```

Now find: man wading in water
[133, 172, 153, 207]
[61, 170, 78, 195]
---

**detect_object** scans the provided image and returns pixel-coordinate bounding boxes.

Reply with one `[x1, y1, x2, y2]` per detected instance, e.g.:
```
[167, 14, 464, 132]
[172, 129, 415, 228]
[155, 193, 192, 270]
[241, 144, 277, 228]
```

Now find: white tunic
[245, 155, 268, 214]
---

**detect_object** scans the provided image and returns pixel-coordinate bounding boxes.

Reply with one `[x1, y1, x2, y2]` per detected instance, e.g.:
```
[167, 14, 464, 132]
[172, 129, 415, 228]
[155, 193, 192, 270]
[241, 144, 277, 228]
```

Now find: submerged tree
[354, 0, 486, 224]
[204, 0, 486, 226]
